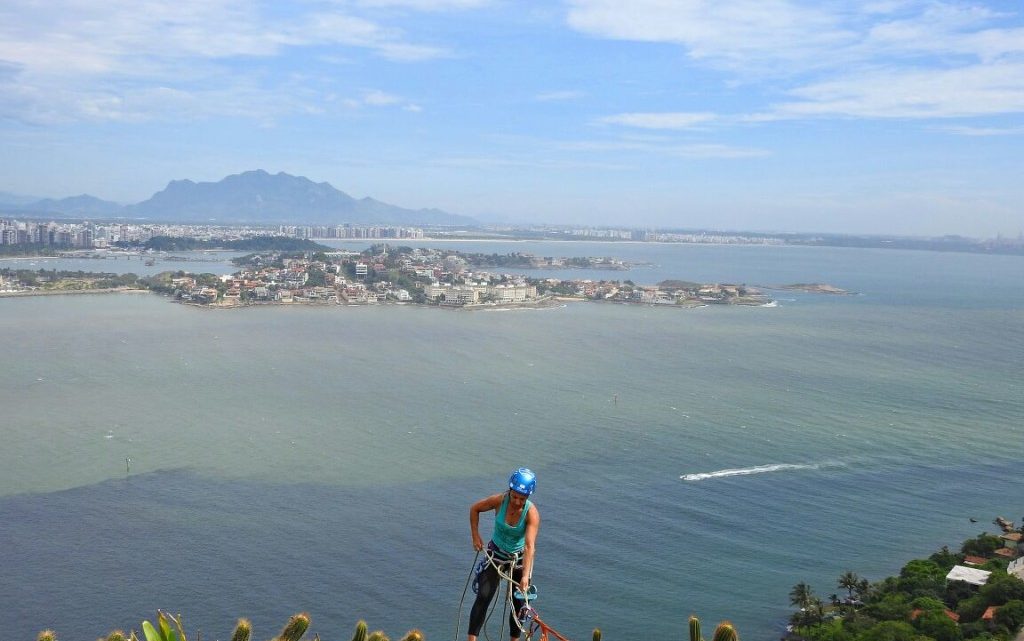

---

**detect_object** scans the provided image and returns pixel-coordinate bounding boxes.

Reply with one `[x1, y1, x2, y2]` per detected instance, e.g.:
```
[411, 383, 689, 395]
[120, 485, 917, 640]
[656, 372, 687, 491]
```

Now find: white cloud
[361, 89, 404, 106]
[556, 138, 769, 159]
[566, 0, 1024, 121]
[774, 61, 1024, 119]
[936, 124, 1024, 136]
[598, 112, 717, 129]
[535, 90, 585, 102]
[0, 0, 443, 123]
[355, 0, 491, 9]
[566, 0, 855, 71]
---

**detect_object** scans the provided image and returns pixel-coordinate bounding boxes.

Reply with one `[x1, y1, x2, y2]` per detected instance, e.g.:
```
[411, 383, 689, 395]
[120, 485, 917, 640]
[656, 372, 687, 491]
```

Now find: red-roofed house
[982, 606, 1000, 622]
[963, 555, 988, 566]
[910, 609, 960, 622]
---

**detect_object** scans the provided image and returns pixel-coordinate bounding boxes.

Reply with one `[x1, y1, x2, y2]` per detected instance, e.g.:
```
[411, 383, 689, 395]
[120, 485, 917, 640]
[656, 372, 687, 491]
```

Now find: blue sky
[1, 0, 1023, 236]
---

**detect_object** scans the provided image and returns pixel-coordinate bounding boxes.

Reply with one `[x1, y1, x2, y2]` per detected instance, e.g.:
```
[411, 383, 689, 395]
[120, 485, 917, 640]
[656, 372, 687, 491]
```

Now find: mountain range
[0, 171, 474, 226]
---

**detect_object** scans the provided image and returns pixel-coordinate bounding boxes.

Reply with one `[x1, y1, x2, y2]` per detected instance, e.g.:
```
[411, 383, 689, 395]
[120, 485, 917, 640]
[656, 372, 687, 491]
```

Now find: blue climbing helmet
[508, 467, 536, 496]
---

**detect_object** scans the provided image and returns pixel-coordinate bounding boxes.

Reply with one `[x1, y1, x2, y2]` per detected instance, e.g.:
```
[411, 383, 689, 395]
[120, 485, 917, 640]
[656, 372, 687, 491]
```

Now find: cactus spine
[366, 631, 390, 641]
[38, 631, 57, 641]
[712, 622, 738, 641]
[592, 629, 601, 641]
[106, 632, 128, 641]
[276, 613, 311, 641]
[351, 621, 368, 641]
[400, 630, 424, 641]
[230, 619, 252, 641]
[689, 616, 703, 641]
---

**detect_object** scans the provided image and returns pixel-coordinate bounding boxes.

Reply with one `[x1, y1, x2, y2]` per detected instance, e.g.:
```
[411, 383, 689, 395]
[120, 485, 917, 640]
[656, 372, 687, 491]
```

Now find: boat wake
[680, 462, 834, 482]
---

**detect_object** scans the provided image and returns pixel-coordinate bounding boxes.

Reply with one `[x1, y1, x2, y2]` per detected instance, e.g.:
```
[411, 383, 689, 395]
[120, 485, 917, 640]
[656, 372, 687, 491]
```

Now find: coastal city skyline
[2, 1, 1023, 237]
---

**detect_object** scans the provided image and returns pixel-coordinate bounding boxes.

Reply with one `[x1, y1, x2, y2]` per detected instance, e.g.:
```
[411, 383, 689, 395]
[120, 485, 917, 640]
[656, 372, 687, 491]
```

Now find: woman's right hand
[472, 534, 484, 551]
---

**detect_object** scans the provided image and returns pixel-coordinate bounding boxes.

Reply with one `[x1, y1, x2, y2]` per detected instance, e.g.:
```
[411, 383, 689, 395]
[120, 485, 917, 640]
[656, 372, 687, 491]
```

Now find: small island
[1, 244, 841, 310]
[776, 283, 854, 295]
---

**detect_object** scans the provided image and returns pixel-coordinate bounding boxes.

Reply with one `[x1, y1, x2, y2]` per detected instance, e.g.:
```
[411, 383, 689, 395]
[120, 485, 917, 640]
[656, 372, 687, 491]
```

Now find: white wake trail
[680, 463, 827, 482]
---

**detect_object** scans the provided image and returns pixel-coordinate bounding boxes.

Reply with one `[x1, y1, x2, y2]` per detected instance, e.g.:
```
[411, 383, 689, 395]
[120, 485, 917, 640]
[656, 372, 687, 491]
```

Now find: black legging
[468, 559, 526, 638]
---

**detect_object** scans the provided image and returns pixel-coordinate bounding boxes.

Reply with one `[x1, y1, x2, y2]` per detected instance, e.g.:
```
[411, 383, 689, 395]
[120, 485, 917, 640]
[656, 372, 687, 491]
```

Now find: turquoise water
[1, 244, 1022, 641]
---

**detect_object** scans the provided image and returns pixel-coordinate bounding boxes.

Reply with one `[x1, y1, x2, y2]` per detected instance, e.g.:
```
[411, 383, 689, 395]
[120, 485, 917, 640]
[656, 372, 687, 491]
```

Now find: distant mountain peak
[128, 170, 474, 226]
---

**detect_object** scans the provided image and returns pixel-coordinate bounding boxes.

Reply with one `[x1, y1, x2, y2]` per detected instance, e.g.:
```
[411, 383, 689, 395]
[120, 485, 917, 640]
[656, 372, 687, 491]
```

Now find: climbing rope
[453, 550, 481, 641]
[456, 546, 575, 641]
[455, 546, 527, 641]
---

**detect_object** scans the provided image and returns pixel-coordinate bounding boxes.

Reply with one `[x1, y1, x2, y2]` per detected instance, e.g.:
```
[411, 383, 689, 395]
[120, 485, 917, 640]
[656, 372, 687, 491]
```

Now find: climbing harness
[455, 545, 573, 641]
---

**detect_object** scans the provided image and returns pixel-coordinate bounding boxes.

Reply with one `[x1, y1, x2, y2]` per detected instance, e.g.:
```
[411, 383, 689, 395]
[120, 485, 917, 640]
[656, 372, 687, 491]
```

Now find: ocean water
[1, 244, 1023, 641]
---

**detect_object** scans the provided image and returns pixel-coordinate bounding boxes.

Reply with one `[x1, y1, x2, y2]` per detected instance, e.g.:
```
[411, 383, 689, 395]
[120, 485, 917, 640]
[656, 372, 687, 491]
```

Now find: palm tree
[838, 571, 861, 602]
[789, 583, 824, 628]
[790, 582, 814, 609]
[855, 578, 871, 601]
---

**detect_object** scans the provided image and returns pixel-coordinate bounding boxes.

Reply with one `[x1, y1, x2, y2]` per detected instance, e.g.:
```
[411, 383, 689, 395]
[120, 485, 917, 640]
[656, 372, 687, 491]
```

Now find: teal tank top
[491, 494, 532, 554]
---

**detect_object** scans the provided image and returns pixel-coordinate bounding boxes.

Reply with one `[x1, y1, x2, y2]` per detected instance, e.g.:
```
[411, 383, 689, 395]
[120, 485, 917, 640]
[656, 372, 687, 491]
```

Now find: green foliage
[956, 596, 988, 623]
[0, 244, 61, 257]
[979, 575, 1024, 606]
[592, 629, 602, 641]
[144, 236, 207, 252]
[230, 619, 251, 641]
[399, 630, 423, 641]
[962, 535, 1004, 558]
[351, 621, 368, 641]
[366, 630, 389, 641]
[930, 546, 962, 571]
[912, 610, 962, 641]
[840, 572, 864, 600]
[306, 267, 326, 287]
[141, 611, 186, 641]
[854, 620, 917, 641]
[275, 613, 310, 641]
[911, 596, 948, 612]
[37, 631, 57, 641]
[993, 600, 1024, 631]
[862, 594, 912, 622]
[105, 632, 127, 641]
[800, 618, 854, 641]
[896, 559, 946, 598]
[145, 236, 330, 253]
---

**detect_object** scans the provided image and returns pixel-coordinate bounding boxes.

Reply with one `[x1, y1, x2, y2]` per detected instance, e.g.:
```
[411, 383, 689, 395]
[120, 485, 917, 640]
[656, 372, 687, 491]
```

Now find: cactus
[351, 621, 368, 641]
[400, 630, 424, 641]
[275, 613, 311, 641]
[142, 612, 182, 641]
[106, 632, 128, 641]
[592, 629, 601, 641]
[712, 622, 737, 641]
[366, 631, 390, 641]
[230, 619, 251, 641]
[689, 616, 703, 641]
[37, 631, 57, 641]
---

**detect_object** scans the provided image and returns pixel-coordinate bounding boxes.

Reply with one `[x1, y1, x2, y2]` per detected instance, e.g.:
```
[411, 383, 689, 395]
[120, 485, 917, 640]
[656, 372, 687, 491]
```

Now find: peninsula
[1, 246, 787, 308]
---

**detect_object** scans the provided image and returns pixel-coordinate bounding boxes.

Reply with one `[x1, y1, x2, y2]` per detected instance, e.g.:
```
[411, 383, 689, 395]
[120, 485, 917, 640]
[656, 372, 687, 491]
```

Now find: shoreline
[0, 288, 150, 298]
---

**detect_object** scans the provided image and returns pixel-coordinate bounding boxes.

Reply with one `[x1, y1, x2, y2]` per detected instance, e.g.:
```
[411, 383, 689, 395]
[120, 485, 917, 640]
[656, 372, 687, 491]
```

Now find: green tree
[956, 595, 989, 623]
[840, 572, 863, 602]
[930, 546, 961, 571]
[980, 574, 1024, 606]
[962, 534, 1004, 557]
[855, 620, 916, 641]
[791, 582, 824, 626]
[306, 267, 326, 287]
[994, 600, 1024, 632]
[912, 611, 962, 641]
[896, 559, 946, 598]
[862, 594, 912, 622]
